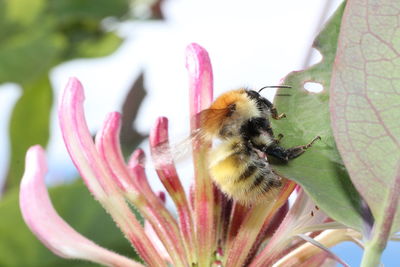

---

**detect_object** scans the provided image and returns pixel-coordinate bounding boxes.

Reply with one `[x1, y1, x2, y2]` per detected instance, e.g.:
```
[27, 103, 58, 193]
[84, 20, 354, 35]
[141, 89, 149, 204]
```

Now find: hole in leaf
[308, 49, 323, 66]
[304, 82, 323, 93]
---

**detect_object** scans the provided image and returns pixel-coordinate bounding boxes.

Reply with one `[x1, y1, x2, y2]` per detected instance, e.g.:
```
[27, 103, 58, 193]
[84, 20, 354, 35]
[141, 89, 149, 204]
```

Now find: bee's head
[245, 90, 274, 114]
[246, 85, 291, 115]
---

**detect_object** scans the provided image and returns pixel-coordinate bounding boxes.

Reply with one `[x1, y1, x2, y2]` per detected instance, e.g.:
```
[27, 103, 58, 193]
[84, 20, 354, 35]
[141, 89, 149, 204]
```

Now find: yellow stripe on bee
[208, 139, 279, 205]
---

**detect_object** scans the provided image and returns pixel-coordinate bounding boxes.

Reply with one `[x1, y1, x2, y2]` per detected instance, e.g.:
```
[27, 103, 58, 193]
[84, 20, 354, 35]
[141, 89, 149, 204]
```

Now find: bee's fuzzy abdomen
[237, 164, 257, 182]
[208, 138, 282, 205]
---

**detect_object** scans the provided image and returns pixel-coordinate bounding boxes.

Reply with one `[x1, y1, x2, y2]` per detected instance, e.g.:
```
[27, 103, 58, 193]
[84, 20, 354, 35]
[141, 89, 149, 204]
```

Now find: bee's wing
[198, 107, 232, 139]
[151, 131, 200, 169]
[151, 106, 231, 169]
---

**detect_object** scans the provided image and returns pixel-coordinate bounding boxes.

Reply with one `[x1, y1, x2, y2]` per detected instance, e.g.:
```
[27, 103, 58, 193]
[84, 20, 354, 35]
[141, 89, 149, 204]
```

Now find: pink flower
[20, 43, 357, 266]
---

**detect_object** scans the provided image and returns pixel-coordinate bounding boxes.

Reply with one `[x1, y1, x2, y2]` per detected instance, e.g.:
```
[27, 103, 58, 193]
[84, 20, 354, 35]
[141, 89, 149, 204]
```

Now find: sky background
[1, 0, 399, 265]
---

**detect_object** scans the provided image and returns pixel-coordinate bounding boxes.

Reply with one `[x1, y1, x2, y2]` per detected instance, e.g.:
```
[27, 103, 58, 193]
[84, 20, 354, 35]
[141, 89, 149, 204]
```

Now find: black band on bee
[251, 174, 265, 190]
[239, 117, 273, 140]
[237, 165, 257, 182]
[264, 179, 282, 192]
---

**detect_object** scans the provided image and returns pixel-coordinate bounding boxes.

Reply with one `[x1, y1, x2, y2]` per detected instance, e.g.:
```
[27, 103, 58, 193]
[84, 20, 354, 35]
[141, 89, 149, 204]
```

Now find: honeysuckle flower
[20, 145, 142, 267]
[20, 43, 359, 267]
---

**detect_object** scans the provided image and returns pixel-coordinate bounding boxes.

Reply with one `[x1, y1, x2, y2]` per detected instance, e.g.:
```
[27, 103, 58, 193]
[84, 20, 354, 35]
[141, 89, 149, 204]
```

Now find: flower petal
[297, 253, 335, 267]
[95, 112, 136, 192]
[250, 188, 329, 266]
[128, 149, 188, 266]
[95, 112, 187, 266]
[226, 203, 249, 244]
[226, 180, 296, 267]
[149, 117, 196, 262]
[58, 77, 111, 197]
[186, 43, 213, 130]
[244, 201, 289, 265]
[274, 231, 351, 267]
[215, 192, 233, 246]
[186, 43, 215, 265]
[144, 191, 172, 264]
[58, 78, 166, 266]
[20, 146, 143, 267]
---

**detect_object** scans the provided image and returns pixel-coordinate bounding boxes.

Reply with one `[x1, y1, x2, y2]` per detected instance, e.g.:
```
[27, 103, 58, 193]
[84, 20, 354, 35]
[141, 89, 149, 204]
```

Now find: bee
[198, 87, 320, 205]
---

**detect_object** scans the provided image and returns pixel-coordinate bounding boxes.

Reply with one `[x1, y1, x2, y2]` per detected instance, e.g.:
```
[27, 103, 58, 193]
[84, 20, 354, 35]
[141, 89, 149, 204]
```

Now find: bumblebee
[199, 87, 320, 205]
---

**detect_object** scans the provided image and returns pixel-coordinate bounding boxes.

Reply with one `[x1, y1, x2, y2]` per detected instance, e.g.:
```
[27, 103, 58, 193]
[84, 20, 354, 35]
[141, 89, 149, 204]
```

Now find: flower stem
[360, 162, 400, 267]
[360, 241, 384, 267]
[360, 214, 394, 267]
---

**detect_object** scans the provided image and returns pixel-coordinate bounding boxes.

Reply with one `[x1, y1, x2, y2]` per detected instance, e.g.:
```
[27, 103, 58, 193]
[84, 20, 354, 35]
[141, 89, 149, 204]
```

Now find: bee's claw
[274, 133, 284, 144]
[302, 136, 321, 149]
[273, 113, 286, 120]
[286, 136, 321, 160]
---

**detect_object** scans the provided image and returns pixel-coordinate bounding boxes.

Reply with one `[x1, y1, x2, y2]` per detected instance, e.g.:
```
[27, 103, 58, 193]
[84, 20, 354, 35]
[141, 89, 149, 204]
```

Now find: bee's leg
[264, 145, 290, 162]
[271, 107, 286, 120]
[264, 136, 321, 162]
[284, 136, 321, 160]
[274, 133, 284, 144]
[263, 97, 285, 120]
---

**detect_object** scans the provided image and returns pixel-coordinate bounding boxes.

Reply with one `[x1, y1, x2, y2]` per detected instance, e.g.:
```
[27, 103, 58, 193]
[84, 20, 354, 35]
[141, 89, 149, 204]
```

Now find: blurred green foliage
[1, 0, 129, 192]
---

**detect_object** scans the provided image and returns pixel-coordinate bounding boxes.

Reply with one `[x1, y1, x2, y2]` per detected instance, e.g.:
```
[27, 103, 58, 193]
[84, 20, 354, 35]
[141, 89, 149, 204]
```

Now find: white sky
[0, 0, 342, 189]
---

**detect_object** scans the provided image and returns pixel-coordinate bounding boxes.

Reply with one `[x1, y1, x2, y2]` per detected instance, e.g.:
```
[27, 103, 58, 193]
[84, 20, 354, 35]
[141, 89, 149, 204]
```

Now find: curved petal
[250, 188, 329, 266]
[226, 180, 296, 267]
[149, 117, 196, 262]
[58, 77, 110, 197]
[144, 191, 172, 264]
[274, 231, 351, 267]
[20, 146, 143, 267]
[58, 78, 166, 266]
[186, 43, 213, 130]
[95, 112, 136, 192]
[97, 112, 187, 266]
[186, 42, 215, 265]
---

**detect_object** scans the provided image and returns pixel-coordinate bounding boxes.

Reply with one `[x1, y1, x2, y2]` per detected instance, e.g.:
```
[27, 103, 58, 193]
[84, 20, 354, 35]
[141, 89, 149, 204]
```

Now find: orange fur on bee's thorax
[200, 89, 248, 137]
[200, 89, 261, 139]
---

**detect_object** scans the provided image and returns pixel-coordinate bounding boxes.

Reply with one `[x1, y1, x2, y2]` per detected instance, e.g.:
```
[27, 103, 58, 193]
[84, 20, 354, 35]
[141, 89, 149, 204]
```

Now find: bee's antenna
[258, 85, 291, 93]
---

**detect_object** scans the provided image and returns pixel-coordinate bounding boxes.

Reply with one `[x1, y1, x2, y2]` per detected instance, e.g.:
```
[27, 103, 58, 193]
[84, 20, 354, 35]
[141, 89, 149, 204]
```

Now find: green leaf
[2, 0, 46, 26]
[74, 32, 123, 58]
[0, 0, 130, 192]
[271, 2, 364, 231]
[48, 0, 129, 21]
[330, 0, 400, 234]
[0, 25, 65, 84]
[0, 180, 141, 267]
[6, 76, 52, 191]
